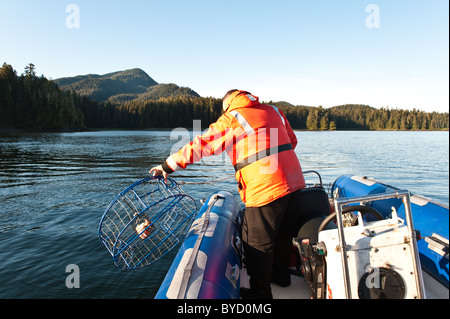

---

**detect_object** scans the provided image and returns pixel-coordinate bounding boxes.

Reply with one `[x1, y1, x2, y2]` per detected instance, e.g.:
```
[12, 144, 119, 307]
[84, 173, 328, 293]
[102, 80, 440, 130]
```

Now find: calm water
[0, 130, 448, 299]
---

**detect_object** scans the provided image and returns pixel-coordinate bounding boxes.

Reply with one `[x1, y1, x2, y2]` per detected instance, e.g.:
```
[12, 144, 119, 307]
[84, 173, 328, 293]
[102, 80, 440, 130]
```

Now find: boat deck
[240, 266, 449, 299]
[240, 266, 312, 299]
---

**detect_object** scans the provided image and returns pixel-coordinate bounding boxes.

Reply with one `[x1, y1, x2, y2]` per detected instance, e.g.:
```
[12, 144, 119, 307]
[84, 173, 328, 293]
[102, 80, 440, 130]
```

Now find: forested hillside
[278, 103, 449, 131]
[54, 68, 200, 103]
[0, 63, 84, 130]
[1, 63, 448, 131]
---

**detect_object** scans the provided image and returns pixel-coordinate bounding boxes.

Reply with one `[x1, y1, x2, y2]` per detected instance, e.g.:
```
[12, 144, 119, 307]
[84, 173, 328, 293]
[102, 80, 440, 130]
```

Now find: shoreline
[1, 127, 448, 135]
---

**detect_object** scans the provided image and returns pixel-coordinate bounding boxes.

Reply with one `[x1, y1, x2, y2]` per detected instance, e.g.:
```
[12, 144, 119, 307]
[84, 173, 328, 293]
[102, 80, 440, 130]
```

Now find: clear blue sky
[1, 0, 448, 113]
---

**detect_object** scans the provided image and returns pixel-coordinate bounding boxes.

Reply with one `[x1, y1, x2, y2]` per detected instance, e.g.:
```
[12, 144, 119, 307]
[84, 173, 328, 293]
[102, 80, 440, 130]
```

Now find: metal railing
[333, 190, 426, 299]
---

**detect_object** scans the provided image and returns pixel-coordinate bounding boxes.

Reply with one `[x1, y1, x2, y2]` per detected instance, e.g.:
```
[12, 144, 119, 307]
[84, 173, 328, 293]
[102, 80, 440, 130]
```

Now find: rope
[178, 175, 235, 185]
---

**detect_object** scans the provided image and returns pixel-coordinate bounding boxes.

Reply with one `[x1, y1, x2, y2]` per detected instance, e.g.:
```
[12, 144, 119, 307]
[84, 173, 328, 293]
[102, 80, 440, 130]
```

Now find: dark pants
[242, 188, 328, 295]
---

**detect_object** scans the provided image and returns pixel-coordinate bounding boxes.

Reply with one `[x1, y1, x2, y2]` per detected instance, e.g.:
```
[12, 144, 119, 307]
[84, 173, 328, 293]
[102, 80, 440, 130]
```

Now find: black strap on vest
[233, 143, 293, 172]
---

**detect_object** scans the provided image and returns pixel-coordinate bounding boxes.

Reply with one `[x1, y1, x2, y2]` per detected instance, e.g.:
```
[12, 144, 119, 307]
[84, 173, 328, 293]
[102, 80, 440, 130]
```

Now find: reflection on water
[0, 130, 448, 298]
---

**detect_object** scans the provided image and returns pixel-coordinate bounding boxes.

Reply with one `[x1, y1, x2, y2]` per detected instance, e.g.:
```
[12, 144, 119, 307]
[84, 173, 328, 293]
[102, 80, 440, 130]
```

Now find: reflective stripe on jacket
[162, 91, 305, 207]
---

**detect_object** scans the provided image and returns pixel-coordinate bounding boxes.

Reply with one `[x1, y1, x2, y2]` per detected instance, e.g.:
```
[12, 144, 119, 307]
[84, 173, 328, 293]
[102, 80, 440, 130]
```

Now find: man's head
[222, 89, 252, 112]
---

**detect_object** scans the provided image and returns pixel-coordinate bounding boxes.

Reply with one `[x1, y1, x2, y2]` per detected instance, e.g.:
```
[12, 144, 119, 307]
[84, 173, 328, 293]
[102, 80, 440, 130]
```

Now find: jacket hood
[225, 90, 261, 112]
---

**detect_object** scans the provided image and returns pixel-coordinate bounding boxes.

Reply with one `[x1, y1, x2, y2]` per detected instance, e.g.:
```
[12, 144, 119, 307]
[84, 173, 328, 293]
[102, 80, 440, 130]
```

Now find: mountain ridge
[54, 68, 200, 103]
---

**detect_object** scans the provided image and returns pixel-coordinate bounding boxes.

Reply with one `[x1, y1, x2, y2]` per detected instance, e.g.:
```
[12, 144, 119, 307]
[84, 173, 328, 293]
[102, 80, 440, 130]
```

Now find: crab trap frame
[99, 177, 197, 270]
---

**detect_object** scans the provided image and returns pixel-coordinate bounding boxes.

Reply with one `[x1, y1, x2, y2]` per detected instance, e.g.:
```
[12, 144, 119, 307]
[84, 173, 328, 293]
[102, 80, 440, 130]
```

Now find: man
[150, 90, 306, 299]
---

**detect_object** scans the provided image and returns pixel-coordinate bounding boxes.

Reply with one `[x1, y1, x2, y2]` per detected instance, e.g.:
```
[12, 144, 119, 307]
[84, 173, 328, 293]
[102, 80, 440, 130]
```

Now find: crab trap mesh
[99, 176, 197, 270]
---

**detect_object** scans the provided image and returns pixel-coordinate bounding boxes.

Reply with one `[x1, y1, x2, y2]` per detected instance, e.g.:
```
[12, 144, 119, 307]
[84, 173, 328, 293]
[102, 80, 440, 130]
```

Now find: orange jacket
[162, 91, 306, 207]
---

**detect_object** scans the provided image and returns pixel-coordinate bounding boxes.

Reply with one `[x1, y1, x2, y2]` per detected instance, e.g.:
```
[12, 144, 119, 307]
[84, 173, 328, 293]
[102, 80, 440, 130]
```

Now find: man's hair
[222, 89, 253, 112]
[223, 89, 239, 101]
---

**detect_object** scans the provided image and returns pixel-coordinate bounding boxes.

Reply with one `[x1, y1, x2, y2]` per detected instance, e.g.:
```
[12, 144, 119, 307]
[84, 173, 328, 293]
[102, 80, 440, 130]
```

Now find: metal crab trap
[99, 176, 197, 270]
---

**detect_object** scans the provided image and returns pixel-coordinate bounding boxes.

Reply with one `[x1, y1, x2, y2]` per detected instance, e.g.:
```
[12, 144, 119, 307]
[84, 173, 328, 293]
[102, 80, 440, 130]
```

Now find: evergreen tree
[306, 108, 319, 130]
[24, 63, 36, 78]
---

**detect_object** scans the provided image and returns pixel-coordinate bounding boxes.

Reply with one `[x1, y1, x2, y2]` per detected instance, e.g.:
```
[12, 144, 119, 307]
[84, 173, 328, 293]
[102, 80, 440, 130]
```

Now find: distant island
[1, 62, 448, 131]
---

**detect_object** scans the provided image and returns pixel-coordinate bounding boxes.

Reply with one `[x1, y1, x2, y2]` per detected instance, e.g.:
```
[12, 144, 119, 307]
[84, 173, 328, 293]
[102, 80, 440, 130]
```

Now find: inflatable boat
[155, 174, 449, 299]
[155, 191, 242, 299]
[332, 175, 449, 289]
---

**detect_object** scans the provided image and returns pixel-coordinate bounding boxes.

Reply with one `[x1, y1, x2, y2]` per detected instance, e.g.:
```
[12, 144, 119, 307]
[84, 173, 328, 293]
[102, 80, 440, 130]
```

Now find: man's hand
[149, 165, 169, 183]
